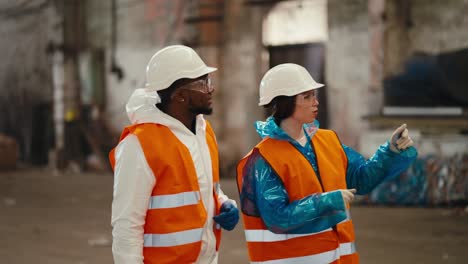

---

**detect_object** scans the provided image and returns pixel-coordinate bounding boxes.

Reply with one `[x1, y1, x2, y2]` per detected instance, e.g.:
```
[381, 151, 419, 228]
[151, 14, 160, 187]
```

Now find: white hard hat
[145, 45, 217, 92]
[258, 63, 324, 106]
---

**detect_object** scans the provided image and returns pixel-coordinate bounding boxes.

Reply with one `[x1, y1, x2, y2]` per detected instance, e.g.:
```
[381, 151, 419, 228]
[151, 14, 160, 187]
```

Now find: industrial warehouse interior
[1, 0, 467, 263]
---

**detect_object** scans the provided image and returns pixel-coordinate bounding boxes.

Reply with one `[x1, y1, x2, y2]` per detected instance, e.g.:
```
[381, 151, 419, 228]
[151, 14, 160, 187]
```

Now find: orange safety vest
[237, 129, 358, 263]
[110, 121, 222, 264]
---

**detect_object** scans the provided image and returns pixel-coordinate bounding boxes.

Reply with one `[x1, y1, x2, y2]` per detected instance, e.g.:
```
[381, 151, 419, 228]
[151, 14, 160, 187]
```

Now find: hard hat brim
[258, 82, 324, 106]
[145, 66, 217, 92]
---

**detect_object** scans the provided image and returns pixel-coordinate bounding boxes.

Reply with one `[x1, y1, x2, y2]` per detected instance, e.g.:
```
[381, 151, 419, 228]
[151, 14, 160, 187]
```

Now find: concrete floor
[0, 168, 467, 264]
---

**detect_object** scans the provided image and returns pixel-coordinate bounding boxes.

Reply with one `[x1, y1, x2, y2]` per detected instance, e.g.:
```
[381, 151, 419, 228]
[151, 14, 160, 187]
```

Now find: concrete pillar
[326, 0, 369, 148]
[218, 1, 265, 176]
[368, 0, 385, 115]
[383, 0, 412, 77]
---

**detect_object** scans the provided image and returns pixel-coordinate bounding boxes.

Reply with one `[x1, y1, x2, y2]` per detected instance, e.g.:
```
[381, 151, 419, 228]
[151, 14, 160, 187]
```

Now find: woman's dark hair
[264, 95, 296, 126]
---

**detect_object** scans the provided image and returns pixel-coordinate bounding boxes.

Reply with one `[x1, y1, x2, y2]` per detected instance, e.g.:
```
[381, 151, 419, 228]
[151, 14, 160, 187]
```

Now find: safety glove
[213, 201, 239, 231]
[389, 124, 414, 153]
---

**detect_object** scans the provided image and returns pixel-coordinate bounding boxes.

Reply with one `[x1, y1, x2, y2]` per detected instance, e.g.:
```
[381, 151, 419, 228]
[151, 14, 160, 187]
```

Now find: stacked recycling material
[365, 153, 468, 206]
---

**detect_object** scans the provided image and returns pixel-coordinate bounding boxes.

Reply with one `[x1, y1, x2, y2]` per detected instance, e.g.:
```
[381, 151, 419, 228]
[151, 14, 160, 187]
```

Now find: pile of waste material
[364, 153, 468, 206]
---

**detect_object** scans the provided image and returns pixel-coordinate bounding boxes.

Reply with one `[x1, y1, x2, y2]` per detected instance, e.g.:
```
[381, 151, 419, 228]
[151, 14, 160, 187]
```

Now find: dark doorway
[268, 43, 328, 128]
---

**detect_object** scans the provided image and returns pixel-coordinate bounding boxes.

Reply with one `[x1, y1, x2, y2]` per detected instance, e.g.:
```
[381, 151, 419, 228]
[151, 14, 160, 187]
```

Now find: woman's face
[291, 90, 319, 124]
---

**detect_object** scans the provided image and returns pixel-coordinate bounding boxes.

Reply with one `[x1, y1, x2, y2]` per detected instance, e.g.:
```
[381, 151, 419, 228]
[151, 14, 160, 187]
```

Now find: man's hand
[389, 124, 414, 153]
[213, 201, 239, 231]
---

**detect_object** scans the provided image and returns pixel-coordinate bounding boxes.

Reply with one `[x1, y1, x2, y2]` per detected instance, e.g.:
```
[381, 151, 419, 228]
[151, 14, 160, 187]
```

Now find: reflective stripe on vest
[144, 228, 204, 247]
[339, 242, 356, 256]
[245, 228, 332, 242]
[148, 191, 201, 209]
[214, 182, 221, 195]
[250, 242, 356, 264]
[245, 209, 351, 243]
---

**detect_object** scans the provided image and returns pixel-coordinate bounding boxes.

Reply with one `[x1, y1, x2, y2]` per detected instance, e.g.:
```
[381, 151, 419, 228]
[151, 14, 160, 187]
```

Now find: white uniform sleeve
[217, 188, 237, 208]
[111, 134, 156, 264]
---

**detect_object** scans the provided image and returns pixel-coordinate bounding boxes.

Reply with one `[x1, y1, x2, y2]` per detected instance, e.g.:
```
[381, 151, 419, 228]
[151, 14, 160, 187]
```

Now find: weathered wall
[0, 1, 55, 162]
[410, 0, 468, 51]
[0, 1, 53, 103]
[86, 0, 266, 175]
[385, 0, 468, 76]
[327, 0, 468, 149]
[87, 0, 192, 131]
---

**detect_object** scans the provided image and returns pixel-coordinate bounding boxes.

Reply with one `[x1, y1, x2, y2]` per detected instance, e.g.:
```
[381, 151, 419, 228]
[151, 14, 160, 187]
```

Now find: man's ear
[171, 90, 187, 103]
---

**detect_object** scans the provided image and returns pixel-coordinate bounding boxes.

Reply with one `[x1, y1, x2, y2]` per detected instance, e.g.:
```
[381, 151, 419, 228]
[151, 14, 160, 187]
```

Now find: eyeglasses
[181, 78, 214, 94]
[296, 90, 319, 106]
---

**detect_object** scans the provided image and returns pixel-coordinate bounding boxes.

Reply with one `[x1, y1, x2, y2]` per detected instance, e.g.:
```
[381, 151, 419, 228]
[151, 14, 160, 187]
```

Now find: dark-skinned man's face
[181, 76, 214, 115]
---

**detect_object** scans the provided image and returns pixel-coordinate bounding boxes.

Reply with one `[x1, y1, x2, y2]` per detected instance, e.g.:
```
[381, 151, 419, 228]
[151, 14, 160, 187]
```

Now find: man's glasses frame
[181, 78, 214, 94]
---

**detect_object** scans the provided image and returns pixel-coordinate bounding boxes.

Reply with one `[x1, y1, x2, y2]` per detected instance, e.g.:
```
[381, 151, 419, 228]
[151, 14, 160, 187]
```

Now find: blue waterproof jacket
[239, 117, 418, 234]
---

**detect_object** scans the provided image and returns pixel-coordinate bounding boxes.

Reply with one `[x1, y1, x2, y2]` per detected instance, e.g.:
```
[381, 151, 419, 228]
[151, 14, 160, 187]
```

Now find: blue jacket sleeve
[239, 149, 348, 234]
[345, 141, 418, 195]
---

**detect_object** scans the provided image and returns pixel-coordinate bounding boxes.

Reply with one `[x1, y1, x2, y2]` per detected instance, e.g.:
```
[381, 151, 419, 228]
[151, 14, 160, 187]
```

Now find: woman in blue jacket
[237, 63, 418, 263]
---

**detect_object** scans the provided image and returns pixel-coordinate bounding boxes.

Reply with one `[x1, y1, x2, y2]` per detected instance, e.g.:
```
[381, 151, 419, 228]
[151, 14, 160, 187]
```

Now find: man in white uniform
[110, 45, 239, 264]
